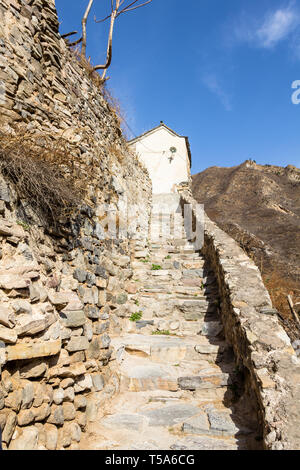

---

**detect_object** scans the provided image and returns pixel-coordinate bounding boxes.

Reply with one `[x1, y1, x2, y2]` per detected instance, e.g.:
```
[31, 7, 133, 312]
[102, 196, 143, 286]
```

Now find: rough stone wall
[180, 193, 300, 450]
[0, 0, 152, 450]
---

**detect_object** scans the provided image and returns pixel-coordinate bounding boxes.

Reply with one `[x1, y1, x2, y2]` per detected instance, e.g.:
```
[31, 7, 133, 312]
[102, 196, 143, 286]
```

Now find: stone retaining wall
[0, 0, 152, 450]
[180, 193, 300, 450]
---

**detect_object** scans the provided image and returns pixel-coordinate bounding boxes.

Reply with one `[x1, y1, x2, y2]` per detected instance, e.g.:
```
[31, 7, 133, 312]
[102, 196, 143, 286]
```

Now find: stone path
[81, 196, 262, 450]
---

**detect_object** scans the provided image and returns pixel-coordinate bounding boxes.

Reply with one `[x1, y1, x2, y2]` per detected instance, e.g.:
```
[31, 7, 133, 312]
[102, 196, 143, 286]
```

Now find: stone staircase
[81, 195, 262, 450]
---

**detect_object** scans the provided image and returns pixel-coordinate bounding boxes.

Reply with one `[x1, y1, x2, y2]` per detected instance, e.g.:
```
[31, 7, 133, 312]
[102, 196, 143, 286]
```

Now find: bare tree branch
[93, 0, 152, 77]
[94, 0, 152, 23]
[61, 31, 78, 39]
[93, 3, 118, 74]
[119, 0, 152, 15]
[69, 37, 83, 47]
[81, 0, 94, 58]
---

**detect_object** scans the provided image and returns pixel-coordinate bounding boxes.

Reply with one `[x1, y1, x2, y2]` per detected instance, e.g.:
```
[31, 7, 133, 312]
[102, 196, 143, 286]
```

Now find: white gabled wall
[129, 127, 191, 194]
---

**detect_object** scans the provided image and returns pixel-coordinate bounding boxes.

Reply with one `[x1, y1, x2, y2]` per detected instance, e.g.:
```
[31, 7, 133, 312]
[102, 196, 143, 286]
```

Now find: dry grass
[262, 270, 300, 339]
[0, 130, 91, 227]
[71, 47, 105, 89]
[70, 47, 125, 127]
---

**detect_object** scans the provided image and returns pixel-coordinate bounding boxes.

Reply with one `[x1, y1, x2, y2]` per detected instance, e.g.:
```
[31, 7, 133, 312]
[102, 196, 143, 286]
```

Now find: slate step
[111, 335, 209, 363]
[120, 365, 179, 392]
[178, 368, 234, 391]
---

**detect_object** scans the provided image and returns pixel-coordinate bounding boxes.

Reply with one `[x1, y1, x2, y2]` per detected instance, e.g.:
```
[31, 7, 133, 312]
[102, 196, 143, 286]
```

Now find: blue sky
[56, 0, 300, 174]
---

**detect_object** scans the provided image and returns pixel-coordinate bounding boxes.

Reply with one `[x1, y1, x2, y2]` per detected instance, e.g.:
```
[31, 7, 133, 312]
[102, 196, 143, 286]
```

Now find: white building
[128, 122, 192, 194]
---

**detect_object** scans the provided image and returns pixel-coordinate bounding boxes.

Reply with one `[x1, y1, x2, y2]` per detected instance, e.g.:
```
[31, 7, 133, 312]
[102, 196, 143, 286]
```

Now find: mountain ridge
[192, 160, 300, 339]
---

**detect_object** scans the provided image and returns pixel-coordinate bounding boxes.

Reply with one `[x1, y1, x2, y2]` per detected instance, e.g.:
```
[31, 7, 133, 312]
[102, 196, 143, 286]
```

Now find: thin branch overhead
[94, 0, 152, 23]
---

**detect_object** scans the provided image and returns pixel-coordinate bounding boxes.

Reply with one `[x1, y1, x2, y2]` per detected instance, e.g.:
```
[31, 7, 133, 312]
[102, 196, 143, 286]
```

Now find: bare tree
[81, 0, 94, 58]
[64, 0, 152, 80]
[93, 0, 152, 78]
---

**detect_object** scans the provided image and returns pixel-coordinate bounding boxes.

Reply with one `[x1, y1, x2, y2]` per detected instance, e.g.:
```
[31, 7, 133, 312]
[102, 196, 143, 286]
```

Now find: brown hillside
[192, 160, 300, 340]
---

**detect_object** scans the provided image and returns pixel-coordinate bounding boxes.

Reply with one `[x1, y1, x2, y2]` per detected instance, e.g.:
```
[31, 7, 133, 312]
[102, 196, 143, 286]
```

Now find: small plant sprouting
[17, 220, 30, 231]
[152, 330, 172, 336]
[151, 264, 162, 271]
[134, 299, 139, 306]
[129, 311, 143, 322]
[140, 257, 150, 263]
[165, 255, 171, 260]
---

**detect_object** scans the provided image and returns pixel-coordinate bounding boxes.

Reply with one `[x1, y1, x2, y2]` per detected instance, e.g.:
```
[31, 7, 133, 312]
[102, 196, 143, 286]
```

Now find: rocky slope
[192, 160, 300, 339]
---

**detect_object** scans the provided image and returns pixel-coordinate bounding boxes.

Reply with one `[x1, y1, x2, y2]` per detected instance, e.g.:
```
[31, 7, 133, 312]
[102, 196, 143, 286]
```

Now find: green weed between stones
[17, 220, 30, 231]
[152, 330, 174, 336]
[151, 264, 162, 271]
[129, 311, 143, 322]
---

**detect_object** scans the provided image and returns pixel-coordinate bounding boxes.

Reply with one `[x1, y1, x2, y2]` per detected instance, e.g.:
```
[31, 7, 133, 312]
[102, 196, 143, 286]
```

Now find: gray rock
[18, 409, 35, 426]
[60, 310, 86, 328]
[62, 402, 76, 421]
[102, 413, 144, 431]
[141, 404, 200, 426]
[206, 406, 239, 436]
[44, 423, 58, 450]
[34, 403, 51, 422]
[116, 293, 128, 305]
[20, 360, 47, 379]
[70, 422, 81, 442]
[63, 387, 75, 403]
[136, 320, 154, 329]
[74, 395, 87, 410]
[170, 436, 238, 451]
[85, 305, 100, 320]
[47, 405, 64, 426]
[78, 286, 98, 304]
[86, 273, 96, 286]
[0, 341, 6, 366]
[0, 178, 10, 202]
[92, 374, 105, 391]
[12, 300, 32, 315]
[74, 374, 93, 393]
[9, 426, 39, 450]
[95, 266, 108, 279]
[83, 320, 93, 341]
[201, 321, 223, 337]
[99, 333, 111, 349]
[21, 382, 34, 409]
[53, 388, 64, 405]
[182, 412, 210, 434]
[73, 268, 87, 283]
[2, 411, 17, 444]
[178, 376, 203, 390]
[66, 336, 89, 352]
[182, 269, 205, 278]
[93, 321, 109, 335]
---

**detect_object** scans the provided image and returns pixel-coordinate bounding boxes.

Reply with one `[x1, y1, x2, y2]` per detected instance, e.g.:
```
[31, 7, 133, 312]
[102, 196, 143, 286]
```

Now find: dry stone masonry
[0, 0, 299, 451]
[0, 0, 152, 450]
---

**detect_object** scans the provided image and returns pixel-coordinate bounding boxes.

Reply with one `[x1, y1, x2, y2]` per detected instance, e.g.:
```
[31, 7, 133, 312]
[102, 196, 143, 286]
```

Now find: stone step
[142, 286, 204, 296]
[178, 367, 235, 391]
[181, 404, 255, 438]
[119, 361, 179, 392]
[112, 334, 229, 365]
[170, 435, 239, 451]
[181, 260, 205, 270]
